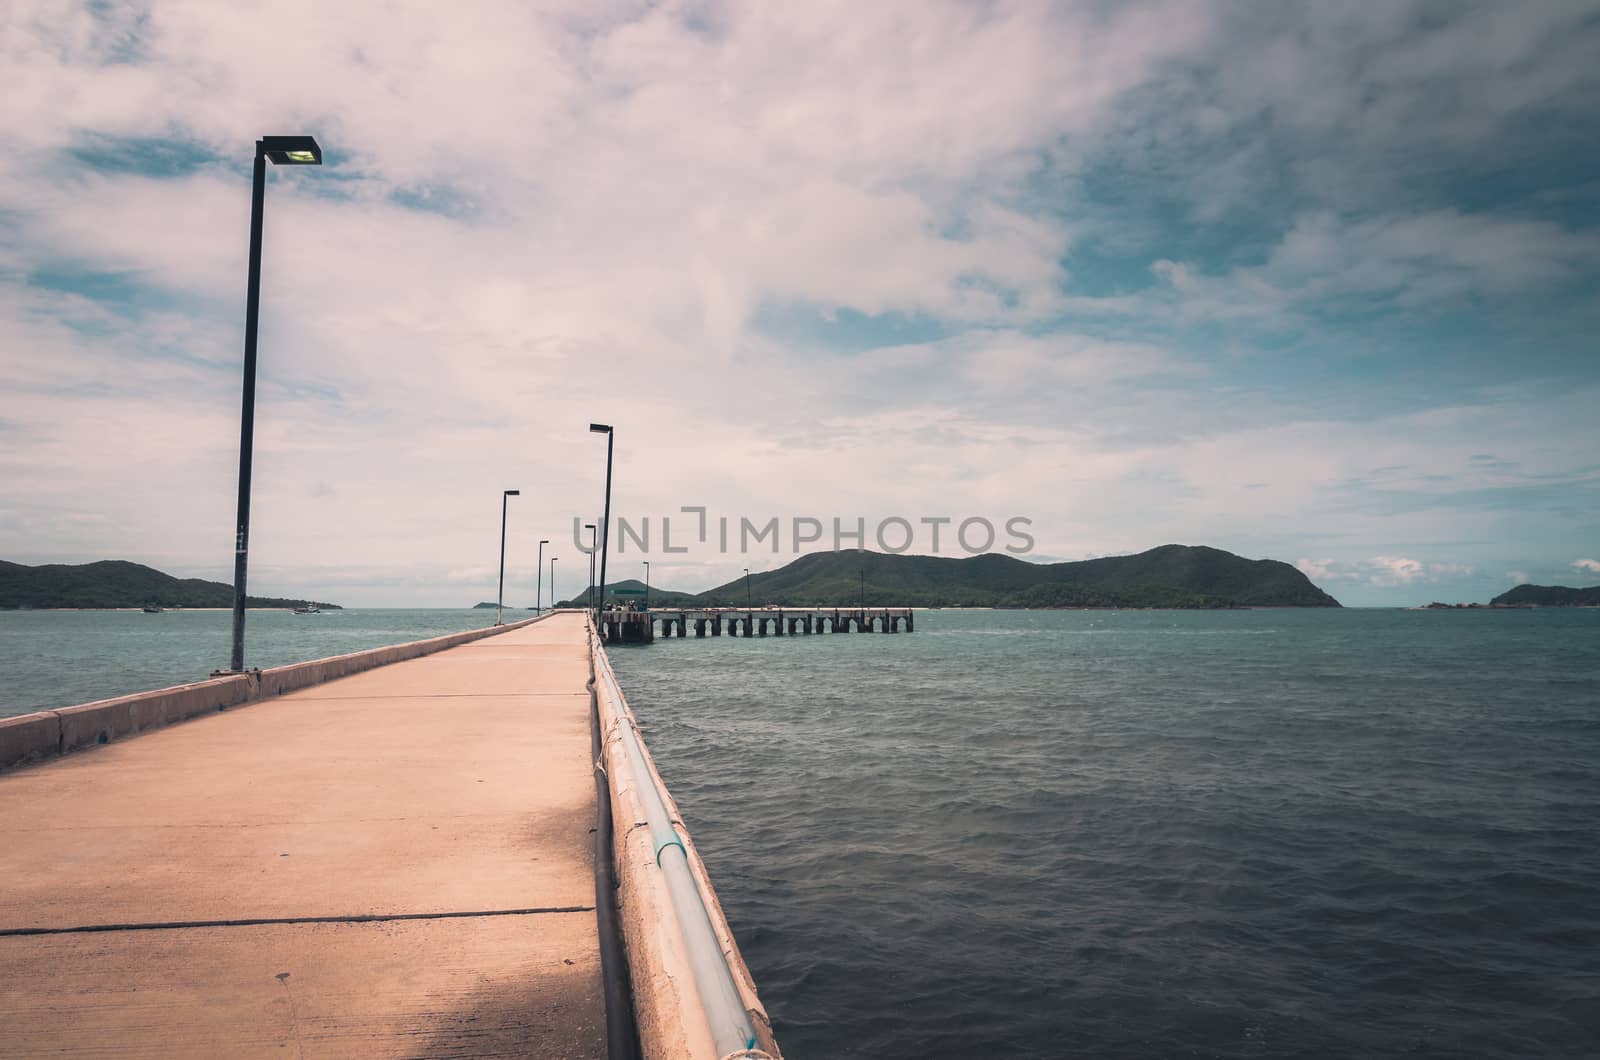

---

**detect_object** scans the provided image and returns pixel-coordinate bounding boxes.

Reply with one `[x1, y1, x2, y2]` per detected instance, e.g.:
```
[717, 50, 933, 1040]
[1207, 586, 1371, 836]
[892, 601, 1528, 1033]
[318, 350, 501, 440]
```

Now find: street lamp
[589, 424, 614, 619]
[498, 489, 520, 625]
[226, 135, 323, 674]
[585, 523, 597, 611]
[643, 561, 650, 610]
[536, 538, 549, 615]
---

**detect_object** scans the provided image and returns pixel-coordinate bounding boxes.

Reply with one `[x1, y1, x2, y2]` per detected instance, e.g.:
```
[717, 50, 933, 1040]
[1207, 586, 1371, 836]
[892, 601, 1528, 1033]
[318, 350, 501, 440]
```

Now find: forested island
[558, 544, 1341, 609]
[0, 560, 340, 610]
[1490, 583, 1600, 607]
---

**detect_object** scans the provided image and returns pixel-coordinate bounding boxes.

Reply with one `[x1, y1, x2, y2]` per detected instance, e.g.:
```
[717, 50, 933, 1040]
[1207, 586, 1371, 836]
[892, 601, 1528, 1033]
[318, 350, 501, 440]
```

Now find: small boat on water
[141, 605, 163, 613]
[292, 605, 321, 614]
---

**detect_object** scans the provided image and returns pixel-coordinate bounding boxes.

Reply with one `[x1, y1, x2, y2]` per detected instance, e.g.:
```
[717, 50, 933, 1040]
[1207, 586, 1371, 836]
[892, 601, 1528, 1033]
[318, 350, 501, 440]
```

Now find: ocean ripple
[610, 608, 1600, 1058]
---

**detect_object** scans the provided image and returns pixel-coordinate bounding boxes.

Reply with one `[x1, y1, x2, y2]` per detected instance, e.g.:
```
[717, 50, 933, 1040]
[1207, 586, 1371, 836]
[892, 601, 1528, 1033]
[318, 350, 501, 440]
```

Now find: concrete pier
[602, 606, 915, 643]
[0, 614, 606, 1057]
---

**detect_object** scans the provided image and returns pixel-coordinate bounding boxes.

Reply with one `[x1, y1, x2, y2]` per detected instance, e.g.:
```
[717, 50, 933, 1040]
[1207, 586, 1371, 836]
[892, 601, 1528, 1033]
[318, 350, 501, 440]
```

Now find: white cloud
[1296, 555, 1477, 589]
[2, 2, 1597, 606]
[1369, 555, 1427, 585]
[1102, 1, 1600, 217]
[1574, 559, 1600, 574]
[1296, 558, 1353, 582]
[1505, 570, 1529, 584]
[1150, 210, 1600, 324]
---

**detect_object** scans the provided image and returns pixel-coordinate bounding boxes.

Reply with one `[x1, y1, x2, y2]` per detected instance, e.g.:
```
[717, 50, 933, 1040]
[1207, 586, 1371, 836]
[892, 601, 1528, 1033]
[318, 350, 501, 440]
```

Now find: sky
[2, 0, 1597, 608]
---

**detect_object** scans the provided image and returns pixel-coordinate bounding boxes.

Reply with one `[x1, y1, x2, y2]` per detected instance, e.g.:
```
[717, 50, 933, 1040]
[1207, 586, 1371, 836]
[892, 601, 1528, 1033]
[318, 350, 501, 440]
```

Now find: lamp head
[589, 423, 613, 434]
[259, 135, 322, 165]
[505, 489, 520, 496]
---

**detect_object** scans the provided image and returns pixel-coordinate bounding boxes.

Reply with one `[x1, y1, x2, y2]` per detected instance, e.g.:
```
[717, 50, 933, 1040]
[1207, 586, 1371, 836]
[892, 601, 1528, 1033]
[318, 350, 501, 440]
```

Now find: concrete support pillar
[695, 619, 706, 637]
[775, 612, 785, 636]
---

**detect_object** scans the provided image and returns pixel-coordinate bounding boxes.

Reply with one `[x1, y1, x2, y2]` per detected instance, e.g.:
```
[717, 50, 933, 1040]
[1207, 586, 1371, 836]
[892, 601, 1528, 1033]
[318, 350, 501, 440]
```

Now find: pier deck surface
[0, 612, 604, 1058]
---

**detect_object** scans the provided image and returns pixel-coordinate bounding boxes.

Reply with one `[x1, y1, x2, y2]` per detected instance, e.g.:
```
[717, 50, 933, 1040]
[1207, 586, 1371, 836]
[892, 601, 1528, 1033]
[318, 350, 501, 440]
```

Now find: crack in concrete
[0, 905, 596, 937]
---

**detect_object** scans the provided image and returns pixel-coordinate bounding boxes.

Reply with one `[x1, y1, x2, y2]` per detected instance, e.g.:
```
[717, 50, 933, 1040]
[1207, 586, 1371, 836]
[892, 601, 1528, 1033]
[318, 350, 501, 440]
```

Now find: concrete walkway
[0, 612, 605, 1058]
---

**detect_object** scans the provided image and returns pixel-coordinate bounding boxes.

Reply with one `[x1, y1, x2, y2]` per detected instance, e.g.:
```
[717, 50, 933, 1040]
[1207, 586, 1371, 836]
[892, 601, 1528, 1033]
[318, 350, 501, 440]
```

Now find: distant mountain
[0, 560, 341, 610]
[562, 545, 1339, 609]
[555, 577, 698, 609]
[1490, 583, 1600, 607]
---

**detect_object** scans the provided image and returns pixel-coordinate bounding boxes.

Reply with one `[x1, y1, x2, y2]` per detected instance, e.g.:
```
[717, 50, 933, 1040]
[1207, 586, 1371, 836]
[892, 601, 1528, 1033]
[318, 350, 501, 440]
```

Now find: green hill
[1490, 583, 1600, 607]
[562, 545, 1340, 609]
[0, 560, 341, 610]
[555, 578, 698, 609]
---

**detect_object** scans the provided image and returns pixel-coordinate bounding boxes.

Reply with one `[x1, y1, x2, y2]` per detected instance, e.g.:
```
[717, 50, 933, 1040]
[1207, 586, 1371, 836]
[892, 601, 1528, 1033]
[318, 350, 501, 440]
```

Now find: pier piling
[594, 607, 915, 645]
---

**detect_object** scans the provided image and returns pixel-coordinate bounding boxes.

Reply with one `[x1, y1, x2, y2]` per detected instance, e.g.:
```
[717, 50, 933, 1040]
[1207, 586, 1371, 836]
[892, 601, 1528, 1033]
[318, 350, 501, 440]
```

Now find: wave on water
[610, 608, 1600, 1059]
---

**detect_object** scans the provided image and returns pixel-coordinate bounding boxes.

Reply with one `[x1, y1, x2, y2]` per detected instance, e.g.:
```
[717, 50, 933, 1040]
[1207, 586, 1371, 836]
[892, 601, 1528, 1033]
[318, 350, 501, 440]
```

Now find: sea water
[606, 608, 1600, 1058]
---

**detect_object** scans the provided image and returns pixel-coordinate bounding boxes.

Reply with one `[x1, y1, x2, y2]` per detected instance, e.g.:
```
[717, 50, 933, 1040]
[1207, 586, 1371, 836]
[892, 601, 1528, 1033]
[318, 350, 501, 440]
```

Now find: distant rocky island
[1418, 583, 1600, 609]
[558, 544, 1341, 609]
[0, 560, 340, 610]
[1419, 601, 1529, 610]
[1490, 583, 1600, 607]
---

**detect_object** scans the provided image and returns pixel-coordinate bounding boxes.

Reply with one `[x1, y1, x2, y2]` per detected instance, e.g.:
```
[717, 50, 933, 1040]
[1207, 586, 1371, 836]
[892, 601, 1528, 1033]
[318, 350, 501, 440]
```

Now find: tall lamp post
[535, 538, 549, 615]
[643, 561, 650, 610]
[589, 424, 614, 619]
[497, 489, 520, 625]
[226, 135, 323, 674]
[585, 522, 597, 611]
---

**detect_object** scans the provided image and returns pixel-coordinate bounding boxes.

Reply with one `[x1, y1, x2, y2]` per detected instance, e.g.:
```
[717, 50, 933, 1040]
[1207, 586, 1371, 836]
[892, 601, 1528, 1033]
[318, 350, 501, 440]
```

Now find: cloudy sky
[3, 1, 1597, 607]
